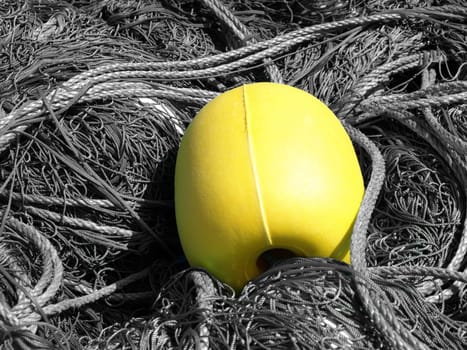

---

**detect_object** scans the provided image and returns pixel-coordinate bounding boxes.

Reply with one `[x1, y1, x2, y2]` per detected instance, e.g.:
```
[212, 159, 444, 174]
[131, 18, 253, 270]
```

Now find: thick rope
[0, 84, 215, 153]
[22, 265, 151, 321]
[373, 265, 467, 284]
[366, 108, 467, 303]
[349, 62, 467, 300]
[2, 217, 64, 321]
[338, 46, 467, 304]
[189, 271, 216, 350]
[0, 189, 172, 210]
[346, 123, 430, 350]
[25, 206, 139, 239]
[337, 51, 444, 119]
[61, 5, 462, 86]
[0, 7, 461, 153]
[1, 3, 466, 347]
[197, 0, 284, 83]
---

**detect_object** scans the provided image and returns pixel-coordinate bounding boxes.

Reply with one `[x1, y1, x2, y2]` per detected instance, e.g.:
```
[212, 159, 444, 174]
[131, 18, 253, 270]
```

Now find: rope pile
[0, 0, 466, 349]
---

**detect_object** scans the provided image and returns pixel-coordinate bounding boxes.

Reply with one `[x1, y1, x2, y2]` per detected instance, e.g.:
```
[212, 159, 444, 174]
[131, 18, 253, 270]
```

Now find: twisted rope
[2, 216, 63, 321]
[381, 106, 467, 301]
[346, 123, 430, 350]
[198, 0, 285, 83]
[37, 266, 150, 320]
[0, 189, 172, 210]
[348, 58, 467, 300]
[418, 69, 467, 299]
[337, 51, 444, 119]
[0, 83, 215, 153]
[374, 265, 467, 284]
[199, 0, 253, 44]
[0, 7, 461, 153]
[189, 271, 216, 350]
[1, 3, 466, 348]
[62, 5, 463, 86]
[25, 206, 140, 240]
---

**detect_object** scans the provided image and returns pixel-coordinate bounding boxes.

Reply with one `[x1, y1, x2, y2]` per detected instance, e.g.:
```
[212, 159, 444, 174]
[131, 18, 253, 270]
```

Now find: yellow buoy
[174, 82, 364, 291]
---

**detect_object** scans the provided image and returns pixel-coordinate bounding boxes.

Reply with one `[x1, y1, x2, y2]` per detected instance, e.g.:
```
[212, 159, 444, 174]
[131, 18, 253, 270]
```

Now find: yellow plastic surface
[174, 82, 364, 291]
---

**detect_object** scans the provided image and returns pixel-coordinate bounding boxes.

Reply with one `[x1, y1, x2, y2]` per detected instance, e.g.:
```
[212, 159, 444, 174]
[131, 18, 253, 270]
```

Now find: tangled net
[0, 0, 467, 349]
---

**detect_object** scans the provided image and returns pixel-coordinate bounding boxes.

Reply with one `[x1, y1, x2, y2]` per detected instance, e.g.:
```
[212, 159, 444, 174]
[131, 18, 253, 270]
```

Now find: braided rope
[352, 57, 467, 301]
[190, 271, 216, 350]
[0, 233, 47, 316]
[423, 107, 467, 154]
[4, 217, 63, 320]
[364, 90, 467, 110]
[420, 70, 467, 275]
[1, 8, 459, 154]
[3, 6, 459, 153]
[0, 189, 172, 209]
[1, 3, 466, 346]
[198, 0, 284, 83]
[0, 288, 21, 327]
[0, 13, 435, 136]
[0, 254, 32, 325]
[24, 206, 140, 239]
[373, 266, 467, 284]
[346, 124, 430, 350]
[0, 83, 215, 153]
[63, 5, 461, 87]
[362, 100, 467, 305]
[35, 266, 150, 319]
[199, 0, 252, 43]
[338, 46, 467, 305]
[337, 51, 443, 119]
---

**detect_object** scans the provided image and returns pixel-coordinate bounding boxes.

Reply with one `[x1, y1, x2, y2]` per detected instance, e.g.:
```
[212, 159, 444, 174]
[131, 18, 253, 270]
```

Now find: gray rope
[25, 206, 139, 240]
[380, 108, 467, 302]
[198, 0, 253, 43]
[0, 189, 172, 210]
[198, 0, 283, 82]
[65, 11, 411, 86]
[373, 265, 467, 284]
[1, 7, 458, 152]
[189, 271, 216, 350]
[340, 48, 467, 303]
[0, 83, 215, 153]
[337, 51, 443, 119]
[420, 69, 467, 272]
[21, 266, 151, 322]
[354, 69, 467, 301]
[5, 217, 63, 320]
[346, 123, 430, 350]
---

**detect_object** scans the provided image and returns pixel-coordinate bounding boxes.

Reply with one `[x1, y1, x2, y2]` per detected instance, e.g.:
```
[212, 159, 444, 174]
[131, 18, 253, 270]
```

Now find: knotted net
[0, 0, 466, 349]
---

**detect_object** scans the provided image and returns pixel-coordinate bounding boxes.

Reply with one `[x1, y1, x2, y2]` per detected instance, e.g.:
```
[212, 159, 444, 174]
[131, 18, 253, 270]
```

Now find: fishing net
[0, 0, 467, 349]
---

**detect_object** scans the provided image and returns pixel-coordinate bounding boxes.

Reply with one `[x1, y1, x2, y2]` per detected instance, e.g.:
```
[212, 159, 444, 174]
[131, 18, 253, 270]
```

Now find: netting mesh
[0, 0, 467, 349]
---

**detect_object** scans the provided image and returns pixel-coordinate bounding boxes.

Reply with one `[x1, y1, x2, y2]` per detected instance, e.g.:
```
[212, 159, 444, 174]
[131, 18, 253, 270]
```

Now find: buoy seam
[242, 85, 272, 245]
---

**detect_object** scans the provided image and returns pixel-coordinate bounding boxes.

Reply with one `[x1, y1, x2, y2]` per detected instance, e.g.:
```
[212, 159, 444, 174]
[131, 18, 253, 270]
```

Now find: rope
[337, 51, 443, 119]
[197, 0, 284, 81]
[3, 216, 63, 320]
[348, 60, 467, 302]
[0, 83, 215, 153]
[198, 0, 253, 43]
[0, 189, 172, 210]
[363, 93, 467, 302]
[25, 206, 140, 240]
[189, 271, 216, 350]
[37, 266, 150, 319]
[374, 266, 467, 284]
[0, 7, 461, 153]
[61, 5, 463, 86]
[1, 2, 467, 348]
[346, 123, 430, 350]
